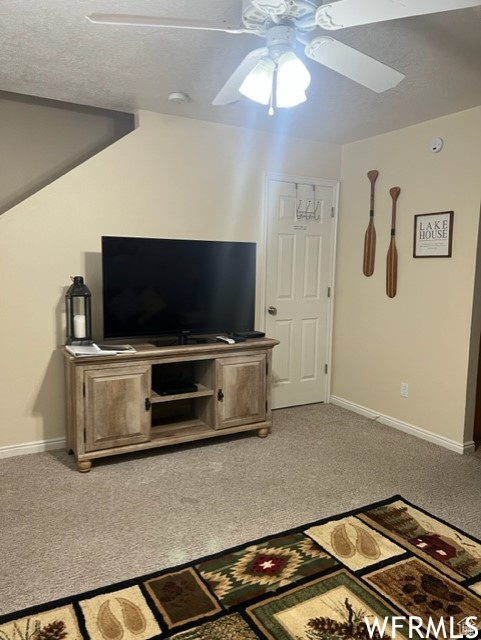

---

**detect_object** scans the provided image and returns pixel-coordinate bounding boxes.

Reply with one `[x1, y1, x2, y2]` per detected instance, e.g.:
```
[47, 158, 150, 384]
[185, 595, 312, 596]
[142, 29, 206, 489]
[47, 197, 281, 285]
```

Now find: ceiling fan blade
[212, 47, 268, 106]
[316, 0, 481, 30]
[305, 37, 405, 93]
[86, 13, 246, 33]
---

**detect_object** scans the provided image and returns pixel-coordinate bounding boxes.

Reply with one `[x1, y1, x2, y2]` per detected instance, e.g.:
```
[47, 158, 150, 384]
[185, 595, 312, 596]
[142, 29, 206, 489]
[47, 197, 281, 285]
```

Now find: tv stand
[63, 338, 279, 472]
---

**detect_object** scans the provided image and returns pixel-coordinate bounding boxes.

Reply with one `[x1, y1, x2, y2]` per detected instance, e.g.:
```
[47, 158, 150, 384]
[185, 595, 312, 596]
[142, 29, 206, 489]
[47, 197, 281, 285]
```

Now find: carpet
[2, 496, 481, 640]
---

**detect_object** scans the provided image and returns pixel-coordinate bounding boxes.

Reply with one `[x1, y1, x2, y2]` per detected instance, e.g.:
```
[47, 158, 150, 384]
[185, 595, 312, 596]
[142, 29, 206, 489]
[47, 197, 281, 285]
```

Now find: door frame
[260, 172, 340, 403]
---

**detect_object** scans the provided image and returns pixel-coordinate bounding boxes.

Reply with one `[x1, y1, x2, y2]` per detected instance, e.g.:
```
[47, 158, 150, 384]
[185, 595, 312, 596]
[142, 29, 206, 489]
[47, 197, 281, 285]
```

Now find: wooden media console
[63, 338, 279, 472]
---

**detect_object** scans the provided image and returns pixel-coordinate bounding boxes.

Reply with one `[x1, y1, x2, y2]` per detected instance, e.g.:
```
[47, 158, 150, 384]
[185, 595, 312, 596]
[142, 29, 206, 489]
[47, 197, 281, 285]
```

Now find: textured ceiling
[1, 0, 481, 143]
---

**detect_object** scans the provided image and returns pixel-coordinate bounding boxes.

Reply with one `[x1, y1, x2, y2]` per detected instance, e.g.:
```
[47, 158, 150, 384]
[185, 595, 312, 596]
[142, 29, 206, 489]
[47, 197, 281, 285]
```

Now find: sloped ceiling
[1, 0, 481, 143]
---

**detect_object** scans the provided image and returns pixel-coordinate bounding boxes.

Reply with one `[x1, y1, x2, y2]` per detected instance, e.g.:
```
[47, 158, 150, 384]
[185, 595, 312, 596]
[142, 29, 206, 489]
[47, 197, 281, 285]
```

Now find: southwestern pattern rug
[2, 496, 481, 640]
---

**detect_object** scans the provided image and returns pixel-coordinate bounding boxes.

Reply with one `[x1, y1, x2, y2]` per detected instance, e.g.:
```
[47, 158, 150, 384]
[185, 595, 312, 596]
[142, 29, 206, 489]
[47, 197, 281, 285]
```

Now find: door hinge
[325, 363, 328, 374]
[331, 206, 335, 218]
[83, 427, 86, 442]
[83, 383, 85, 397]
[327, 287, 331, 298]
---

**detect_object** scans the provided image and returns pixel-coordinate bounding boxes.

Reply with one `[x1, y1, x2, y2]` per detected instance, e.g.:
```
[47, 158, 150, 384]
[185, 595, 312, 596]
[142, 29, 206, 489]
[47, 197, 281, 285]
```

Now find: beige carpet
[1, 403, 481, 615]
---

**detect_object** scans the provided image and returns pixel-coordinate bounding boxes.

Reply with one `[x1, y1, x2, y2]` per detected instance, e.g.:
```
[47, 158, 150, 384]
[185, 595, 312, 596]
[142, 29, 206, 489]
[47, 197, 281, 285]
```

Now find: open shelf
[151, 394, 213, 431]
[151, 384, 214, 403]
[151, 418, 210, 439]
[149, 419, 268, 446]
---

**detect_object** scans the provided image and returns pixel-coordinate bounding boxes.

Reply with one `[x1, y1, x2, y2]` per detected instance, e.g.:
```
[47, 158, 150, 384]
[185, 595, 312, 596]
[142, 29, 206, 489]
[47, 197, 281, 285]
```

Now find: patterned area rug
[2, 496, 481, 640]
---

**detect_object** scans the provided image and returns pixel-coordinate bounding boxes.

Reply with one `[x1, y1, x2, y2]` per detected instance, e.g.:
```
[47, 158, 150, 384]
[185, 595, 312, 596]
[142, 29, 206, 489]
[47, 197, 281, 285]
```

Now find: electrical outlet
[400, 382, 409, 398]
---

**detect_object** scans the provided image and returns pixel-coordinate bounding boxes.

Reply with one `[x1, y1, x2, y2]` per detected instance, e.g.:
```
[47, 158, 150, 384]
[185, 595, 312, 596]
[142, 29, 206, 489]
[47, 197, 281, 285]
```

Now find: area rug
[2, 496, 481, 640]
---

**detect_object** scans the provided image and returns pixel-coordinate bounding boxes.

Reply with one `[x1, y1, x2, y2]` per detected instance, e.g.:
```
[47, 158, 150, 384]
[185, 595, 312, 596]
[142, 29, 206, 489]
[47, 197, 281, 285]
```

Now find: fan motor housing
[267, 24, 296, 47]
[241, 0, 318, 32]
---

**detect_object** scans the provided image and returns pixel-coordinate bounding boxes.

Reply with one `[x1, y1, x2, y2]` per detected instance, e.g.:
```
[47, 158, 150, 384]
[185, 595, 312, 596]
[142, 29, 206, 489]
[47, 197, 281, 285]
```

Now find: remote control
[97, 345, 123, 351]
[216, 335, 235, 345]
[97, 344, 134, 351]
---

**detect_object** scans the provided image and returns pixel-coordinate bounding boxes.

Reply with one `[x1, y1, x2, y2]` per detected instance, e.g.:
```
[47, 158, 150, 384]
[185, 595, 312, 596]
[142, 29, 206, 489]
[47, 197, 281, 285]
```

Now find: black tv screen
[101, 236, 256, 340]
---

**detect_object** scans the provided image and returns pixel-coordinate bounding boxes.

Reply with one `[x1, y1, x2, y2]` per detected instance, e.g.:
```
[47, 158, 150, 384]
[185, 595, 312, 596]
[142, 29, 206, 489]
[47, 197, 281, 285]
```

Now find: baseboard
[330, 395, 475, 455]
[1, 402, 476, 459]
[0, 437, 65, 459]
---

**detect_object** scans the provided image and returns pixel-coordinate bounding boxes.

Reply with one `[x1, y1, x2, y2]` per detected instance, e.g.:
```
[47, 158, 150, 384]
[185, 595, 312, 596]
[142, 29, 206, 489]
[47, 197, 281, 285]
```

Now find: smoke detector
[168, 92, 190, 104]
[430, 137, 444, 153]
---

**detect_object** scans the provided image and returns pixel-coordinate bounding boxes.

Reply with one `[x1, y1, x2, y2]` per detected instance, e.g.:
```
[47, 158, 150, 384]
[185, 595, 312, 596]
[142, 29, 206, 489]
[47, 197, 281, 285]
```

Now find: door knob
[267, 306, 278, 315]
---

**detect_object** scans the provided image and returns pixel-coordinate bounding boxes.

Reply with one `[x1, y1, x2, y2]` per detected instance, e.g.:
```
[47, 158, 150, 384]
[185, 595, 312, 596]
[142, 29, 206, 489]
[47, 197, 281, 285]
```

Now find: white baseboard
[1, 401, 476, 459]
[330, 395, 475, 455]
[0, 437, 65, 459]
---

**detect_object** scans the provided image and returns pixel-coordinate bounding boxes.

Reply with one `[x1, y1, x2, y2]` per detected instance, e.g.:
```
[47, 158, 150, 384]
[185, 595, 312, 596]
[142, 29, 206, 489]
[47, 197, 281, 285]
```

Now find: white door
[265, 178, 336, 408]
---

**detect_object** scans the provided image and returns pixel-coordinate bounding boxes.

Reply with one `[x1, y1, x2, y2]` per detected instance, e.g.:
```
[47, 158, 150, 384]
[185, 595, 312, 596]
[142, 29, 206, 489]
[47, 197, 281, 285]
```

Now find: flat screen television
[101, 236, 256, 342]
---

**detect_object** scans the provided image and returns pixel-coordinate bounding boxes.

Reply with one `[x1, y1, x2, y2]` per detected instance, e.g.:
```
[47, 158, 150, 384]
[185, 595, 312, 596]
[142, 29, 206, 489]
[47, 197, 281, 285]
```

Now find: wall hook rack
[295, 184, 320, 221]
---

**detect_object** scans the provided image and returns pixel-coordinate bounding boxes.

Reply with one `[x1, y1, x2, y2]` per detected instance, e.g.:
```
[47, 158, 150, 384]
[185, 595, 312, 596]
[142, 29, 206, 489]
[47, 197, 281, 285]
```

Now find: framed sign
[413, 211, 454, 258]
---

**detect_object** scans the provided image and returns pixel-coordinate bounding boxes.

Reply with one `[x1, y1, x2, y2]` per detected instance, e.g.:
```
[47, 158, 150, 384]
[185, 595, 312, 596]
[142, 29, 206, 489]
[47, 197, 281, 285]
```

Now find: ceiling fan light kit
[239, 57, 276, 105]
[239, 53, 310, 113]
[276, 51, 311, 107]
[87, 0, 481, 111]
[238, 25, 311, 112]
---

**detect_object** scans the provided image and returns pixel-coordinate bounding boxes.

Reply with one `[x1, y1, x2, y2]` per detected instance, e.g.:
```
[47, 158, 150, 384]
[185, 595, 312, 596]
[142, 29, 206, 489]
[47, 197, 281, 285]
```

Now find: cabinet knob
[145, 398, 152, 411]
[217, 389, 224, 401]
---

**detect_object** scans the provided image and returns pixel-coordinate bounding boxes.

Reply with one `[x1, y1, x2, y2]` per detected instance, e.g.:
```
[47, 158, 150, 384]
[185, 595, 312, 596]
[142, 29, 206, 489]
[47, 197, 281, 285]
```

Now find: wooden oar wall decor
[361, 173, 403, 297]
[386, 187, 401, 298]
[363, 170, 378, 276]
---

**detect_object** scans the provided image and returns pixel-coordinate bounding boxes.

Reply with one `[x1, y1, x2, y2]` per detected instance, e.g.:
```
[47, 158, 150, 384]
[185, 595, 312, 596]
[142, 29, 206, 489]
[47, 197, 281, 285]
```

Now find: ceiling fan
[87, 0, 481, 112]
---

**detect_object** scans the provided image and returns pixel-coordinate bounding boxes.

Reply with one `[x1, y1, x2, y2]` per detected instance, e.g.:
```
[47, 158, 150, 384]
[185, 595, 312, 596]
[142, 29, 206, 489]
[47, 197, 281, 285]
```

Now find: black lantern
[65, 276, 93, 345]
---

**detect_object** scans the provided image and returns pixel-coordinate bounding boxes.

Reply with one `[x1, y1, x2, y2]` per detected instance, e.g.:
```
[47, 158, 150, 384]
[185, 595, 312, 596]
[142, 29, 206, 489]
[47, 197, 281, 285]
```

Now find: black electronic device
[232, 330, 265, 339]
[101, 236, 256, 344]
[154, 381, 198, 396]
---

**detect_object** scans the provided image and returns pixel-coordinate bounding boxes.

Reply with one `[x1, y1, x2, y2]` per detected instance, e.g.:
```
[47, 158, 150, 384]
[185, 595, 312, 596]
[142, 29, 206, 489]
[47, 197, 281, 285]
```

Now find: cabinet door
[215, 354, 266, 429]
[84, 365, 151, 452]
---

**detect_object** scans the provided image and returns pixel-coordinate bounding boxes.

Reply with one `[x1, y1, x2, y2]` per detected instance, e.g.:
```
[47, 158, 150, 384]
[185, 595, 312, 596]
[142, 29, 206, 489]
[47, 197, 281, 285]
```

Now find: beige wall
[0, 110, 341, 450]
[0, 92, 133, 214]
[332, 107, 481, 446]
[3, 104, 480, 454]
